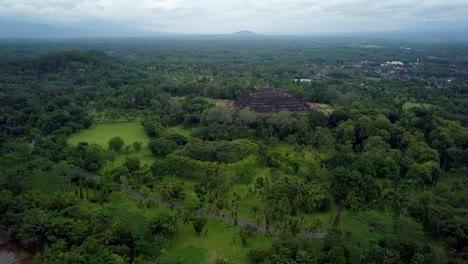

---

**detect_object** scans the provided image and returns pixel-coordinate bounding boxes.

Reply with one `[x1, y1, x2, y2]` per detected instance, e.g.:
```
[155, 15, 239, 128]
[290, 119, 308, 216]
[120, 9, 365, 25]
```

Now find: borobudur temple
[235, 89, 310, 114]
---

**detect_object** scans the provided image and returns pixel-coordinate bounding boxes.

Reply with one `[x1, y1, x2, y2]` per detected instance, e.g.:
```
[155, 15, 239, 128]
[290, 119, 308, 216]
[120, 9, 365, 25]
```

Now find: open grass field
[67, 122, 195, 169]
[68, 122, 158, 169]
[68, 122, 150, 147]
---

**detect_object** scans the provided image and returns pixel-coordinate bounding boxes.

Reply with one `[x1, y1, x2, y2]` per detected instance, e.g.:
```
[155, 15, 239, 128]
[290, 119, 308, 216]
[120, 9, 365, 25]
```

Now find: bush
[165, 133, 187, 146]
[148, 139, 177, 156]
[108, 136, 125, 153]
[148, 213, 176, 238]
[191, 216, 207, 236]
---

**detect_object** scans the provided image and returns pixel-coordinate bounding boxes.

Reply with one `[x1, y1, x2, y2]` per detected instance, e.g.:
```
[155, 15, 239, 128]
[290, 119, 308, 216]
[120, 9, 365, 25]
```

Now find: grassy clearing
[213, 99, 232, 107]
[68, 123, 193, 169]
[315, 103, 334, 113]
[167, 125, 192, 138]
[68, 122, 158, 169]
[68, 122, 150, 147]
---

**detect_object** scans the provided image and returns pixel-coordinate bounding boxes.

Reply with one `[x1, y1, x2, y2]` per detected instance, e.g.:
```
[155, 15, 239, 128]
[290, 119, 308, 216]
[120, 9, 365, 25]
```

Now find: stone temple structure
[235, 89, 310, 114]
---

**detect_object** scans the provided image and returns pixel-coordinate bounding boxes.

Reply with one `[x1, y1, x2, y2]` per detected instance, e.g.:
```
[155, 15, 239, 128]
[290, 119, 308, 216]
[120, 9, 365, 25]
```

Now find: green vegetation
[68, 122, 150, 147]
[315, 103, 334, 113]
[403, 102, 437, 110]
[1, 39, 467, 264]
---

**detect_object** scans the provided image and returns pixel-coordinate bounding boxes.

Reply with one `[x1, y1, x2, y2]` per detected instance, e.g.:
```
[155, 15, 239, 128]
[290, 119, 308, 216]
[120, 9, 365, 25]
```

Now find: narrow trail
[332, 206, 343, 228]
[77, 168, 329, 239]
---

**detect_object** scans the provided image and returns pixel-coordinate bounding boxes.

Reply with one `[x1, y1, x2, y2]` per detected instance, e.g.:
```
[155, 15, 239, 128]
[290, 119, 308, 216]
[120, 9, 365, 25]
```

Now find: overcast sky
[1, 0, 467, 33]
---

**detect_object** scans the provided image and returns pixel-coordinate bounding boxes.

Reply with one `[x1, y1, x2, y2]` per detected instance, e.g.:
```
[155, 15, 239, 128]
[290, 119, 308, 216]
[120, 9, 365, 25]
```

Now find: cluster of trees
[0, 189, 177, 263]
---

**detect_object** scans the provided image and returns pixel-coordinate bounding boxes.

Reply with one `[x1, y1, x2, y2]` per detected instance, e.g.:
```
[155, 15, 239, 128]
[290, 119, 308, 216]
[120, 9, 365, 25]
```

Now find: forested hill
[0, 50, 142, 85]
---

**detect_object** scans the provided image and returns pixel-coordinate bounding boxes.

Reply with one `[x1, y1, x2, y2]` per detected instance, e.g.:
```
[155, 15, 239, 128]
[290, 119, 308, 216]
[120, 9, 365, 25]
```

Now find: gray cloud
[0, 0, 467, 33]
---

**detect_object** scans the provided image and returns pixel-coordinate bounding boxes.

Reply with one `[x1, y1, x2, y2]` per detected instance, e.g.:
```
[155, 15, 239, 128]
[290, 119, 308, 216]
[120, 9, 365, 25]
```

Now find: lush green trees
[330, 167, 380, 207]
[132, 141, 142, 153]
[177, 139, 259, 163]
[108, 136, 125, 153]
[148, 213, 177, 238]
[1, 40, 467, 264]
[74, 142, 107, 172]
[123, 156, 141, 173]
[148, 139, 177, 156]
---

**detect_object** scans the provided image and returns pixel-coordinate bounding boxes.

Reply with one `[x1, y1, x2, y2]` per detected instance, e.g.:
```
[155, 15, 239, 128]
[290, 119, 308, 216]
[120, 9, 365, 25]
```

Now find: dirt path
[77, 168, 328, 239]
[332, 206, 342, 228]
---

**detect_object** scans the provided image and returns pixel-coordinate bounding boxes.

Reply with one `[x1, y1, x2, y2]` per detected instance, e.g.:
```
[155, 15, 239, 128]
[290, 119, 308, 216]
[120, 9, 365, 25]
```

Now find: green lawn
[68, 122, 150, 147]
[68, 122, 156, 169]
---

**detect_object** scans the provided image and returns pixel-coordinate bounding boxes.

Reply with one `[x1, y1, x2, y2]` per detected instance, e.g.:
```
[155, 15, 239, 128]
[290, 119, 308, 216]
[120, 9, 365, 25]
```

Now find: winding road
[77, 168, 328, 239]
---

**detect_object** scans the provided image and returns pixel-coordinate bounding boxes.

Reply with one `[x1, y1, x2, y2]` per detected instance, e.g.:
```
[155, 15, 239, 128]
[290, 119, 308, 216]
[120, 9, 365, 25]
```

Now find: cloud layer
[1, 0, 467, 33]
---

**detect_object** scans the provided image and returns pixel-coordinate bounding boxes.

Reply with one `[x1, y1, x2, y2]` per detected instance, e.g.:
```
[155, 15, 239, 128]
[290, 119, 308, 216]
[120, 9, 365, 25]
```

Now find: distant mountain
[69, 19, 157, 37]
[232, 30, 259, 36]
[0, 19, 172, 38]
[0, 22, 73, 38]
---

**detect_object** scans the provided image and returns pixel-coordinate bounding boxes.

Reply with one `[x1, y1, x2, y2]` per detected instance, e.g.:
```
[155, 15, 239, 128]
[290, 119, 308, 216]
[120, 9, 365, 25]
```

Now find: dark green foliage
[192, 123, 256, 140]
[248, 237, 319, 263]
[165, 133, 187, 146]
[108, 136, 125, 153]
[176, 139, 259, 163]
[132, 141, 143, 152]
[330, 167, 381, 207]
[191, 216, 207, 236]
[73, 142, 107, 172]
[148, 138, 177, 156]
[239, 225, 257, 246]
[1, 40, 467, 264]
[307, 109, 328, 128]
[142, 119, 166, 138]
[123, 156, 141, 173]
[148, 213, 177, 238]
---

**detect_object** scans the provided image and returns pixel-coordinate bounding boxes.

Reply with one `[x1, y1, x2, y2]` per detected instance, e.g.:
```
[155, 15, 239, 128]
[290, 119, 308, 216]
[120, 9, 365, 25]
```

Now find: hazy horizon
[1, 0, 468, 35]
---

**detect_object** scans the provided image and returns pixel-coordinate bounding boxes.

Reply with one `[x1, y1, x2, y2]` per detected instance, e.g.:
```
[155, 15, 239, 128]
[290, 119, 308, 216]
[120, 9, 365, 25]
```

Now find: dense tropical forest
[0, 37, 467, 264]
